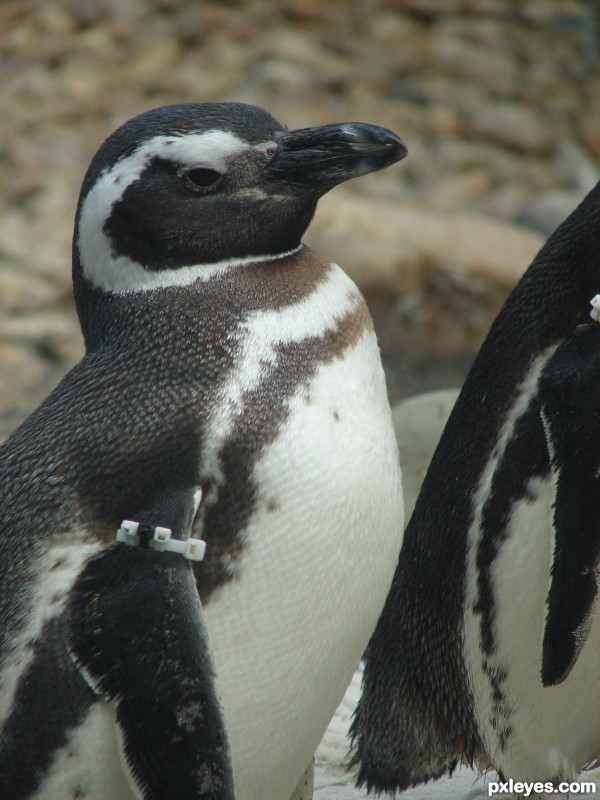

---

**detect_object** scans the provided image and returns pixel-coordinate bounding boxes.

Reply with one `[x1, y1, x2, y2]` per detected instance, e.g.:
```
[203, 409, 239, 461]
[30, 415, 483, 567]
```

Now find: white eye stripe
[77, 130, 276, 292]
[84, 130, 257, 214]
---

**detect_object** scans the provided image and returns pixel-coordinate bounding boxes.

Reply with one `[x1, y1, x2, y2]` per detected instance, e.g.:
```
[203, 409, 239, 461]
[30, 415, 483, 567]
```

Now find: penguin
[0, 102, 406, 800]
[352, 181, 600, 790]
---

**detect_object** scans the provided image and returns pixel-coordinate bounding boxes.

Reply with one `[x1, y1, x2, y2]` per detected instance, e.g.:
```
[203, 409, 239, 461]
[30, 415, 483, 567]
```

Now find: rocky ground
[1, 0, 599, 439]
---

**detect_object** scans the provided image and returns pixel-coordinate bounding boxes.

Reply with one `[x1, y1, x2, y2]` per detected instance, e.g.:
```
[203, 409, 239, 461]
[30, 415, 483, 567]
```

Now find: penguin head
[73, 102, 407, 295]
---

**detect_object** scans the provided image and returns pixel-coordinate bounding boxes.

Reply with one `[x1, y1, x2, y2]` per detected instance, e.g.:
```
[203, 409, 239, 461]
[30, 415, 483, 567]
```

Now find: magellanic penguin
[353, 182, 600, 789]
[0, 103, 406, 800]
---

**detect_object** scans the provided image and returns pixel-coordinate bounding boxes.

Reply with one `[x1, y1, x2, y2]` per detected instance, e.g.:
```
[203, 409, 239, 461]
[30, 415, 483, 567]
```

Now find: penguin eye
[185, 167, 224, 191]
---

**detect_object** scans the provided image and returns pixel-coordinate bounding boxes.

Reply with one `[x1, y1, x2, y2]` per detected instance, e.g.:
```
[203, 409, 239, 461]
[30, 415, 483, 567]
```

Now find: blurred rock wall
[1, 0, 598, 437]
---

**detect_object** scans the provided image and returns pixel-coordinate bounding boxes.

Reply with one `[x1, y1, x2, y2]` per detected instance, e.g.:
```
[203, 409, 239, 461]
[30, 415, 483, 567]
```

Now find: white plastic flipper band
[590, 294, 600, 322]
[116, 520, 206, 562]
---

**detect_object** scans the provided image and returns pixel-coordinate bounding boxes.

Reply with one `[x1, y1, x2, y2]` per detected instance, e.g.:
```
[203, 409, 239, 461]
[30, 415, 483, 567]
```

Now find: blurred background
[1, 0, 599, 440]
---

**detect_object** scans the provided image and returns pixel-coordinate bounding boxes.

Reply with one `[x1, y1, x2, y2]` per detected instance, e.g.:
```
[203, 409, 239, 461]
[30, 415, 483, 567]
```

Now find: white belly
[466, 474, 600, 781]
[463, 353, 600, 781]
[204, 328, 404, 800]
[29, 703, 137, 800]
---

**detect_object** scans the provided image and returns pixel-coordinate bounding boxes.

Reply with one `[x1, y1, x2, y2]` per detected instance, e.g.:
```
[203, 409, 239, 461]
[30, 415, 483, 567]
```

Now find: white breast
[464, 352, 600, 781]
[33, 704, 138, 800]
[203, 266, 404, 800]
[487, 475, 600, 780]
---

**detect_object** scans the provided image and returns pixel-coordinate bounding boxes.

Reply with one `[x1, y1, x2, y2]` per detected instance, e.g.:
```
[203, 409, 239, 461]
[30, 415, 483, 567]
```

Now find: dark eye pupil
[187, 168, 221, 187]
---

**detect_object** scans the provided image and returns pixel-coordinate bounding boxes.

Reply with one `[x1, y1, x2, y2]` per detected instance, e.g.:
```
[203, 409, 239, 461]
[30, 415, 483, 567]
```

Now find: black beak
[264, 122, 407, 192]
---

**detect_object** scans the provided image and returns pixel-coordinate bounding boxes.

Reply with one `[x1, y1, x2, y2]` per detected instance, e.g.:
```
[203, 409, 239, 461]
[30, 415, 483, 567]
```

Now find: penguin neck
[72, 244, 334, 355]
[72, 276, 217, 356]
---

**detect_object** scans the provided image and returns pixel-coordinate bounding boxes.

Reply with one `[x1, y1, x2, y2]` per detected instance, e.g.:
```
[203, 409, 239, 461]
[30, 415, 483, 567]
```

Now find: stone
[513, 189, 588, 237]
[419, 170, 492, 211]
[429, 32, 519, 95]
[307, 192, 544, 366]
[260, 28, 353, 83]
[0, 266, 64, 312]
[122, 40, 181, 84]
[583, 111, 600, 160]
[0, 312, 82, 361]
[552, 140, 600, 194]
[308, 191, 543, 296]
[0, 342, 49, 440]
[582, 79, 600, 158]
[392, 389, 460, 522]
[466, 102, 555, 154]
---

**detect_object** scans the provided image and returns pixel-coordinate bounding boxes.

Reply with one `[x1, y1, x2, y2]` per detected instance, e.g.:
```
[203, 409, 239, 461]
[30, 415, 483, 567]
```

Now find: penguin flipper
[69, 491, 234, 800]
[540, 324, 600, 687]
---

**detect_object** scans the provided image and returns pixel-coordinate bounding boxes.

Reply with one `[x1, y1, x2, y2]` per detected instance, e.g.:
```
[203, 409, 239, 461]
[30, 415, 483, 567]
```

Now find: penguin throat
[76, 244, 304, 294]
